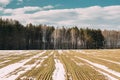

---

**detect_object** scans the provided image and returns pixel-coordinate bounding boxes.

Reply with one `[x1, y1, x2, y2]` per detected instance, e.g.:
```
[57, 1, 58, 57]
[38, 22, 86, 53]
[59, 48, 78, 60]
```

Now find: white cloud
[0, 7, 3, 11]
[2, 5, 120, 30]
[0, 0, 11, 7]
[43, 5, 54, 9]
[4, 5, 54, 15]
[4, 6, 40, 14]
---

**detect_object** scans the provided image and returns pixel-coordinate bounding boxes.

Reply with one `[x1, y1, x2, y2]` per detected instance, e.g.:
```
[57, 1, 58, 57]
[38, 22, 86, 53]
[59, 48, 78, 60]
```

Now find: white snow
[0, 50, 30, 55]
[35, 51, 54, 68]
[76, 50, 90, 54]
[35, 59, 44, 68]
[71, 59, 84, 66]
[74, 62, 84, 66]
[90, 65, 118, 80]
[75, 56, 120, 79]
[0, 50, 46, 80]
[20, 76, 36, 80]
[52, 59, 66, 80]
[4, 51, 53, 80]
[58, 50, 63, 55]
[0, 50, 32, 60]
[96, 69, 118, 80]
[0, 60, 11, 65]
[98, 58, 120, 65]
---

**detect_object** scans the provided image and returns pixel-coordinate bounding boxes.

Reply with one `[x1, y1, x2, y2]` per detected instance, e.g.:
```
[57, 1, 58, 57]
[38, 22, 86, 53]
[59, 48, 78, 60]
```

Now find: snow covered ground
[75, 56, 120, 80]
[0, 50, 120, 80]
[58, 50, 63, 55]
[0, 50, 46, 80]
[52, 58, 66, 80]
[97, 58, 120, 65]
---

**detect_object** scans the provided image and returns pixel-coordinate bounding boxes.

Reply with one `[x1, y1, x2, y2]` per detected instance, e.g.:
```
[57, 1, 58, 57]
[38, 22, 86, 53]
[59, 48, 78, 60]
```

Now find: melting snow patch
[0, 60, 11, 65]
[20, 76, 36, 80]
[75, 56, 120, 78]
[71, 59, 84, 66]
[0, 50, 46, 80]
[96, 69, 118, 80]
[58, 50, 63, 55]
[76, 50, 90, 54]
[36, 51, 53, 68]
[35, 60, 44, 68]
[90, 65, 118, 80]
[52, 59, 66, 80]
[98, 58, 120, 65]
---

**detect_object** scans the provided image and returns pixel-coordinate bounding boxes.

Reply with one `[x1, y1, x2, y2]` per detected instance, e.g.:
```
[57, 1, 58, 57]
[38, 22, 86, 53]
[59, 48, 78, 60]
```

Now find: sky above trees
[0, 0, 120, 30]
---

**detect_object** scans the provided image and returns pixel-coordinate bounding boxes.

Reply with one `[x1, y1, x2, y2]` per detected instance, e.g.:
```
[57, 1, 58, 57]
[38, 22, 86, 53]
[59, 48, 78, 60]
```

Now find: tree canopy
[0, 18, 119, 49]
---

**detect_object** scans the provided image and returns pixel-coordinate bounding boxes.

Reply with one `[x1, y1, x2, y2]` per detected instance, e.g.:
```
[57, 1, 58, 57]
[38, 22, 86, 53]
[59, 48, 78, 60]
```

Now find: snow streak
[75, 56, 120, 80]
[52, 59, 66, 80]
[0, 51, 46, 80]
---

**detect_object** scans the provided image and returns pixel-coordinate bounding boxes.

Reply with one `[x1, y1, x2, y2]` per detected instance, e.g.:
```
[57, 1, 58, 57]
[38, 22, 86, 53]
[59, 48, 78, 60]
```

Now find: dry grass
[0, 49, 120, 80]
[72, 50, 120, 72]
[0, 51, 41, 68]
[17, 51, 55, 80]
[61, 51, 107, 80]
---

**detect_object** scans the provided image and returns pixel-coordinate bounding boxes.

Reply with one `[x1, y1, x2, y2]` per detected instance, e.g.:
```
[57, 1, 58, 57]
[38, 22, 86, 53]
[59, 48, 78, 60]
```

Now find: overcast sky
[0, 0, 120, 30]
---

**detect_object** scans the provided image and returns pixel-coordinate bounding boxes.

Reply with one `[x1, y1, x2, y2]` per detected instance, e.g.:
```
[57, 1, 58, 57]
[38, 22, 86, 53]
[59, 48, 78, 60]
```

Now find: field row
[0, 50, 120, 80]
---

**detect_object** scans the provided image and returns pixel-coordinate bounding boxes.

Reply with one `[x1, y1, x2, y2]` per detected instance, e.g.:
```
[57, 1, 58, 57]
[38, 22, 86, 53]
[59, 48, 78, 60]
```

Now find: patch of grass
[0, 51, 42, 68]
[74, 50, 120, 72]
[17, 53, 55, 80]
[1, 50, 120, 80]
[60, 51, 106, 80]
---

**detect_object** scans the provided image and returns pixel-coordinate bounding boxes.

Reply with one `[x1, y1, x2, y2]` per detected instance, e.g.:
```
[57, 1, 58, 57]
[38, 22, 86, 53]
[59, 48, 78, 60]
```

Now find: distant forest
[0, 18, 120, 50]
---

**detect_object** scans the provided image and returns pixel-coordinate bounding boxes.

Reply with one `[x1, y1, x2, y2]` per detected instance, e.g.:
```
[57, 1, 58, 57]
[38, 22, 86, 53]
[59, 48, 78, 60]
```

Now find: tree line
[0, 18, 120, 50]
[102, 30, 120, 48]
